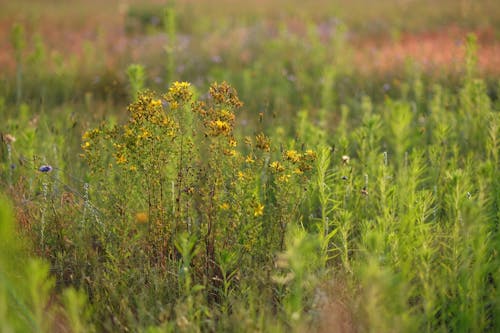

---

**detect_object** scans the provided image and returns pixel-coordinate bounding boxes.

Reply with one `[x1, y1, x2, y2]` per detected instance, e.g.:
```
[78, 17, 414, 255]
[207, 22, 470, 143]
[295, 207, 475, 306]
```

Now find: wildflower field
[1, 0, 499, 332]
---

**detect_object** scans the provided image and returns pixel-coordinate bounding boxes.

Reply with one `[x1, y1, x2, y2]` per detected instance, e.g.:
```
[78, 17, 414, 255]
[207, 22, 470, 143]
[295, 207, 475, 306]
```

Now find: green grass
[0, 1, 499, 332]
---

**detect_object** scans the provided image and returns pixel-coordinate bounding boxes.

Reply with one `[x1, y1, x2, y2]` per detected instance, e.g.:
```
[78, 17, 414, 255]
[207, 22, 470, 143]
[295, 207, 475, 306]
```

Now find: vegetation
[0, 1, 499, 332]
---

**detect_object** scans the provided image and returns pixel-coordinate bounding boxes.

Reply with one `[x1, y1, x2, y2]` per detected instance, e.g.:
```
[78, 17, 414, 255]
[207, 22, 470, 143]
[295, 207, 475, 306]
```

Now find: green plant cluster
[74, 81, 316, 330]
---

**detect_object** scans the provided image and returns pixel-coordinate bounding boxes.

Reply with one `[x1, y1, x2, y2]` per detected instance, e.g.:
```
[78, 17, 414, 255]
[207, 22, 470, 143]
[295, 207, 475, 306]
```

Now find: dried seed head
[3, 134, 16, 144]
[61, 192, 75, 205]
[342, 155, 350, 164]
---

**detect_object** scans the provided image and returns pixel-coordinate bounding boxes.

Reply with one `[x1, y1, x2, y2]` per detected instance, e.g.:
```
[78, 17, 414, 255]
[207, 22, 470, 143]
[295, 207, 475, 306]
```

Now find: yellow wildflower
[150, 99, 162, 107]
[162, 116, 172, 126]
[170, 101, 179, 109]
[254, 203, 264, 217]
[228, 137, 237, 147]
[285, 150, 301, 163]
[208, 119, 231, 136]
[303, 149, 317, 161]
[137, 129, 150, 140]
[269, 161, 285, 173]
[293, 168, 303, 175]
[116, 154, 127, 164]
[135, 212, 148, 224]
[220, 203, 230, 210]
[244, 136, 253, 146]
[223, 149, 236, 156]
[219, 109, 235, 121]
[167, 129, 177, 138]
[215, 120, 230, 131]
[125, 127, 133, 137]
[82, 128, 99, 140]
[209, 81, 243, 108]
[165, 81, 193, 103]
[255, 132, 271, 152]
[278, 174, 291, 183]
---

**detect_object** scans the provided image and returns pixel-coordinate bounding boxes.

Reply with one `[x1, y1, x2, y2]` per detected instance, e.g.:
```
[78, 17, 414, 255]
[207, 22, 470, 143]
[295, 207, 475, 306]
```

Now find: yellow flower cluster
[269, 161, 291, 182]
[208, 109, 236, 137]
[149, 99, 162, 108]
[128, 91, 170, 127]
[207, 119, 232, 137]
[269, 161, 285, 173]
[81, 89, 187, 174]
[262, 148, 317, 183]
[278, 174, 291, 183]
[81, 128, 104, 154]
[283, 148, 316, 173]
[209, 81, 244, 108]
[255, 133, 271, 152]
[136, 127, 151, 141]
[284, 150, 301, 163]
[164, 81, 193, 109]
[223, 149, 237, 156]
[194, 83, 241, 143]
[304, 149, 316, 159]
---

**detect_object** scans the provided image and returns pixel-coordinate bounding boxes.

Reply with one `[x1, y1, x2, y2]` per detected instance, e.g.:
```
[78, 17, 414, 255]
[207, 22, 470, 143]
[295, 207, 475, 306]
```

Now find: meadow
[0, 0, 499, 332]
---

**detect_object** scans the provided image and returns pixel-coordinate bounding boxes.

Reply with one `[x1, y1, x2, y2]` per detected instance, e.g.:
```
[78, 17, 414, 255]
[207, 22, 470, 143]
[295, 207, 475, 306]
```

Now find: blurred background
[1, 0, 498, 111]
[1, 0, 499, 176]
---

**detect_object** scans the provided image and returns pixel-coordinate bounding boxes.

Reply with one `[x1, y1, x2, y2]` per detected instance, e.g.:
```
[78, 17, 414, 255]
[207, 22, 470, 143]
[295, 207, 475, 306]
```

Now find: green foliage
[127, 64, 146, 101]
[74, 81, 317, 329]
[10, 23, 25, 104]
[0, 195, 93, 332]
